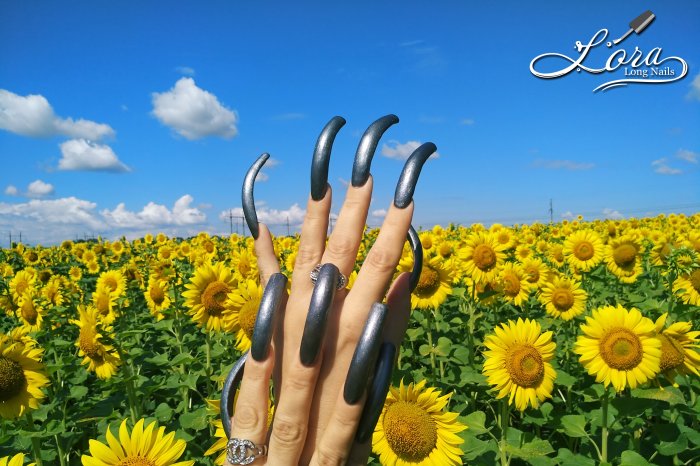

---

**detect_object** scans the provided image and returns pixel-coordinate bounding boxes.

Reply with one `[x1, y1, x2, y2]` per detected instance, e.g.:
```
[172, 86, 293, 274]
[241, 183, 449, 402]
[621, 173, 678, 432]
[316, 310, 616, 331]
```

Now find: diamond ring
[226, 438, 267, 465]
[310, 263, 348, 290]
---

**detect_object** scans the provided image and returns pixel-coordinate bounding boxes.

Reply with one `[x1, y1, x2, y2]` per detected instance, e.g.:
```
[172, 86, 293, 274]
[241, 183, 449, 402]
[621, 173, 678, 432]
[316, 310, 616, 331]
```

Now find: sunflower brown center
[116, 457, 156, 466]
[421, 236, 433, 250]
[473, 244, 496, 271]
[383, 401, 437, 462]
[104, 277, 118, 292]
[438, 243, 453, 258]
[79, 328, 104, 362]
[149, 284, 165, 305]
[690, 270, 700, 293]
[497, 232, 510, 245]
[0, 357, 27, 401]
[613, 244, 637, 267]
[21, 301, 38, 324]
[551, 288, 574, 311]
[239, 298, 260, 340]
[502, 274, 520, 297]
[658, 334, 685, 372]
[416, 265, 440, 296]
[506, 345, 544, 387]
[573, 241, 594, 260]
[599, 328, 643, 370]
[524, 266, 540, 284]
[94, 292, 111, 314]
[27, 251, 39, 263]
[202, 281, 230, 316]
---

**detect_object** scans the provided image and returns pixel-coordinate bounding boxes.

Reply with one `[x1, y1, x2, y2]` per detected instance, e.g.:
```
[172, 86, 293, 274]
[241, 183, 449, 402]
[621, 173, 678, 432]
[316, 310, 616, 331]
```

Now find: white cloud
[0, 197, 105, 230]
[256, 171, 269, 182]
[0, 89, 114, 140]
[460, 118, 475, 125]
[371, 209, 387, 218]
[26, 180, 54, 198]
[532, 159, 595, 170]
[686, 73, 700, 101]
[58, 139, 130, 172]
[4, 185, 18, 196]
[102, 195, 206, 228]
[219, 203, 306, 226]
[652, 158, 682, 175]
[676, 148, 698, 164]
[381, 140, 440, 160]
[561, 211, 575, 220]
[151, 78, 238, 140]
[603, 208, 624, 220]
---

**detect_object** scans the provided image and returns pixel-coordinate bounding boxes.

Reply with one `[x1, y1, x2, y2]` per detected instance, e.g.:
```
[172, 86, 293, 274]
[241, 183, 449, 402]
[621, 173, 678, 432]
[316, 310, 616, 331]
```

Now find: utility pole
[286, 216, 290, 236]
[8, 232, 11, 248]
[18, 232, 22, 243]
[229, 210, 234, 235]
[549, 199, 553, 224]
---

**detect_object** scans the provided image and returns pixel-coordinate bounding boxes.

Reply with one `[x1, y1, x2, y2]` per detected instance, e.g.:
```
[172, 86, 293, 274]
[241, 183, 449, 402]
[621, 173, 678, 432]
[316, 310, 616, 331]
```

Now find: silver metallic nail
[344, 303, 388, 404]
[311, 116, 346, 200]
[351, 114, 399, 187]
[407, 225, 423, 293]
[221, 352, 248, 439]
[251, 273, 287, 362]
[299, 263, 339, 366]
[242, 153, 271, 239]
[393, 142, 436, 209]
[355, 343, 396, 443]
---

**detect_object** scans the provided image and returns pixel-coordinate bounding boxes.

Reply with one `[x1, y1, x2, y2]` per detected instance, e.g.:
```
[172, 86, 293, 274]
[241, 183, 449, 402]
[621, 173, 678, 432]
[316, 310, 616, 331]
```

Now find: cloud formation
[27, 180, 54, 198]
[532, 159, 595, 170]
[102, 195, 206, 228]
[4, 185, 18, 196]
[381, 140, 440, 160]
[151, 78, 238, 140]
[602, 208, 624, 220]
[652, 158, 682, 175]
[58, 139, 130, 172]
[0, 89, 114, 140]
[219, 203, 306, 226]
[686, 73, 700, 101]
[676, 148, 698, 164]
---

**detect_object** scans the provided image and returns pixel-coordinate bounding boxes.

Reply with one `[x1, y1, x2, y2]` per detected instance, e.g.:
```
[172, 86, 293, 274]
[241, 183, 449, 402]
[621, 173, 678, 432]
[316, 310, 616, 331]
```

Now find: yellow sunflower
[182, 262, 238, 332]
[0, 453, 35, 466]
[538, 276, 587, 321]
[0, 332, 49, 419]
[605, 235, 643, 284]
[459, 232, 506, 284]
[519, 257, 550, 290]
[9, 270, 36, 302]
[497, 262, 532, 306]
[144, 277, 172, 320]
[563, 229, 604, 272]
[70, 306, 121, 380]
[69, 266, 83, 282]
[43, 277, 64, 307]
[92, 285, 118, 325]
[574, 305, 661, 392]
[96, 269, 126, 298]
[398, 255, 453, 310]
[673, 269, 700, 306]
[654, 313, 700, 381]
[482, 318, 557, 411]
[547, 243, 566, 268]
[81, 418, 194, 466]
[86, 261, 100, 275]
[225, 279, 263, 351]
[373, 379, 466, 465]
[17, 291, 45, 332]
[231, 248, 258, 281]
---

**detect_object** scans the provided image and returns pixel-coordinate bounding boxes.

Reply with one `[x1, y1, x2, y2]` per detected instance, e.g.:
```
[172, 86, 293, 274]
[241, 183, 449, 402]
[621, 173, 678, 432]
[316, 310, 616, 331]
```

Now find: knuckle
[315, 447, 346, 466]
[284, 372, 315, 392]
[295, 246, 319, 269]
[363, 247, 397, 275]
[326, 236, 356, 260]
[271, 415, 306, 448]
[232, 404, 261, 431]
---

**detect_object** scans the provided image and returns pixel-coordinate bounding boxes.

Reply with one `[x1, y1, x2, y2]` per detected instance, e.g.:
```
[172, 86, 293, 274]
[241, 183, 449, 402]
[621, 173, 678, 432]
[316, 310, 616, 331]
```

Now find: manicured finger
[292, 191, 332, 292]
[251, 273, 287, 362]
[255, 224, 281, 289]
[242, 152, 270, 240]
[321, 177, 373, 278]
[221, 353, 248, 439]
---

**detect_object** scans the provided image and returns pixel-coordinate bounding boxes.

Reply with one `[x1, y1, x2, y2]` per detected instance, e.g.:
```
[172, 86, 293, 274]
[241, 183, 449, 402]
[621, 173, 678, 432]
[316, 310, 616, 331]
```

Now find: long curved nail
[351, 114, 399, 187]
[242, 153, 271, 239]
[311, 116, 346, 200]
[407, 225, 423, 293]
[251, 273, 287, 362]
[355, 343, 396, 443]
[344, 303, 388, 404]
[393, 142, 436, 209]
[221, 352, 248, 439]
[300, 264, 339, 365]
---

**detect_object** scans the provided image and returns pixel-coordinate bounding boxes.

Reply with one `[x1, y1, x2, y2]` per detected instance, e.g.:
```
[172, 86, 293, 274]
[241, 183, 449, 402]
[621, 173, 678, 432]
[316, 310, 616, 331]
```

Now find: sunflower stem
[54, 434, 67, 466]
[499, 399, 510, 466]
[26, 412, 44, 466]
[425, 311, 437, 376]
[601, 387, 610, 463]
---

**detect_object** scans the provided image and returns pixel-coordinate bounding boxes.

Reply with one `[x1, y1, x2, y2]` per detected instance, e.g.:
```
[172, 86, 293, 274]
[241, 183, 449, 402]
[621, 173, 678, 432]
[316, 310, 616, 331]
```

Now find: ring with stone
[226, 438, 268, 465]
[310, 263, 347, 290]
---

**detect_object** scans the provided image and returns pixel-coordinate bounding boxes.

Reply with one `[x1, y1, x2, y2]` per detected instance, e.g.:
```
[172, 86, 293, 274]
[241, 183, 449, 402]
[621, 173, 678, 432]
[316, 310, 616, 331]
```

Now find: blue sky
[1, 0, 699, 245]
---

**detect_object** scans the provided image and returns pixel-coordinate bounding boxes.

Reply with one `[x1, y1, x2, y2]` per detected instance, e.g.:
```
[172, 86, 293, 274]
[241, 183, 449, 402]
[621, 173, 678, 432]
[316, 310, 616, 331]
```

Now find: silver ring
[226, 438, 267, 465]
[310, 263, 347, 289]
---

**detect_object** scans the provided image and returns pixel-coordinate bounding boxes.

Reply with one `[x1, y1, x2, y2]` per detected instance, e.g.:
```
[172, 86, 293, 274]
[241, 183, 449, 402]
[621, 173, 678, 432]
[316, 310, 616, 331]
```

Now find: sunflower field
[1, 213, 699, 465]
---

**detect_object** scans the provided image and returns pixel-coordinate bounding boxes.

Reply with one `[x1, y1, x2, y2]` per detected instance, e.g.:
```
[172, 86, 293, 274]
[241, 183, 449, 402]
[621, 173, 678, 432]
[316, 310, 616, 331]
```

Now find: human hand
[222, 115, 434, 465]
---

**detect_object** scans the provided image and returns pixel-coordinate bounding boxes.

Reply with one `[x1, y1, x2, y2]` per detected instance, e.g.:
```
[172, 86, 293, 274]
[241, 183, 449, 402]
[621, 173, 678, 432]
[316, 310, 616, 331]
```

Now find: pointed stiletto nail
[344, 303, 387, 405]
[351, 114, 399, 187]
[242, 153, 271, 239]
[311, 116, 346, 200]
[355, 343, 396, 443]
[220, 352, 248, 439]
[251, 273, 287, 362]
[300, 264, 339, 365]
[407, 225, 423, 292]
[393, 142, 436, 209]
